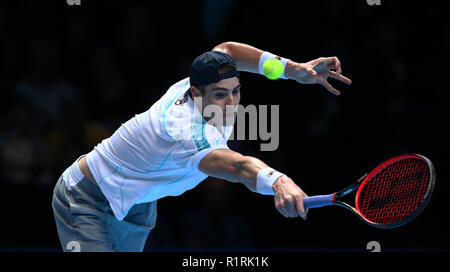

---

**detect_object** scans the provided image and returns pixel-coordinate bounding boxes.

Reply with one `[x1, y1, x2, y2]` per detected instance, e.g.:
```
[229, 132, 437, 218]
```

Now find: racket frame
[335, 154, 435, 228]
[305, 154, 436, 229]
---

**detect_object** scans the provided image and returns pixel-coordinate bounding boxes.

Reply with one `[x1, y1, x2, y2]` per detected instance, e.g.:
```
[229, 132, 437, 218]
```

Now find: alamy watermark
[366, 241, 381, 252]
[170, 97, 280, 151]
[67, 0, 81, 6]
[66, 241, 81, 252]
[367, 0, 381, 6]
[203, 103, 280, 152]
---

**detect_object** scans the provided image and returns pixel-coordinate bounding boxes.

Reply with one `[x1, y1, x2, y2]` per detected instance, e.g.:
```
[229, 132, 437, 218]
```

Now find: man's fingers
[279, 208, 289, 218]
[276, 201, 294, 218]
[295, 195, 305, 214]
[299, 211, 307, 220]
[321, 80, 341, 96]
[283, 207, 296, 218]
[295, 197, 307, 220]
[295, 194, 309, 220]
[286, 197, 298, 217]
[329, 71, 352, 85]
[335, 62, 342, 75]
[325, 57, 342, 75]
[276, 204, 288, 217]
[277, 196, 306, 219]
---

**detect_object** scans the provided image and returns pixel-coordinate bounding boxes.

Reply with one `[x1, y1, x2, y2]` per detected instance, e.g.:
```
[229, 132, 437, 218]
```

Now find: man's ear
[191, 86, 202, 98]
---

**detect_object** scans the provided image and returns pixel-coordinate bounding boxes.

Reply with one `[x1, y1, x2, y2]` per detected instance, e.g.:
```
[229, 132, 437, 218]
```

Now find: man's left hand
[285, 57, 352, 96]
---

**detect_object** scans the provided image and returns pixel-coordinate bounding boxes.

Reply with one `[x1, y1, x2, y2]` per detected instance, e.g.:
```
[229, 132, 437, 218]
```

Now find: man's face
[193, 77, 241, 126]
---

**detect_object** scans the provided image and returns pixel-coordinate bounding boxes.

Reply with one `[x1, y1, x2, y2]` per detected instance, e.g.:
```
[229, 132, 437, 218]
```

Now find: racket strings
[356, 157, 430, 225]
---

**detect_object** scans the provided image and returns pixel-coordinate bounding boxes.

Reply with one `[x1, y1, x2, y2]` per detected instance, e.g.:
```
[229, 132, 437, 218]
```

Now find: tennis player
[52, 41, 352, 252]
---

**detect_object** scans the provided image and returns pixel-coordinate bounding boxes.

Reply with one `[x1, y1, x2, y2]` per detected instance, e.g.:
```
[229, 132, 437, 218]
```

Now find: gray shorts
[51, 157, 157, 252]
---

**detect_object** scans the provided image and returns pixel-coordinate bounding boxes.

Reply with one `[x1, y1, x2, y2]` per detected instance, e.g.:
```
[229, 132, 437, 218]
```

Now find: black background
[0, 0, 449, 252]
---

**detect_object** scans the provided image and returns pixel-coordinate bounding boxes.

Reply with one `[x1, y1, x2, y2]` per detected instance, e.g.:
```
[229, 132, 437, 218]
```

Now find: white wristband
[258, 51, 290, 79]
[256, 167, 286, 195]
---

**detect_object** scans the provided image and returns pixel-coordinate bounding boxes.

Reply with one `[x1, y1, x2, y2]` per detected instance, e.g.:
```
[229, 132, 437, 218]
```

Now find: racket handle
[303, 194, 335, 209]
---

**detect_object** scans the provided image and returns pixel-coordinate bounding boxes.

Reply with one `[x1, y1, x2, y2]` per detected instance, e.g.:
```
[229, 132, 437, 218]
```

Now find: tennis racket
[303, 154, 435, 229]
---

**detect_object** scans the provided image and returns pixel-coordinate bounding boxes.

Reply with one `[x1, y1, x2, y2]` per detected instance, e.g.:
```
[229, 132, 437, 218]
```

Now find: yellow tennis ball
[263, 58, 284, 80]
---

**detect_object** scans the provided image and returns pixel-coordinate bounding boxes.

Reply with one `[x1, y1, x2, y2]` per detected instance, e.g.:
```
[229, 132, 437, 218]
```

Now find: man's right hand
[272, 176, 309, 220]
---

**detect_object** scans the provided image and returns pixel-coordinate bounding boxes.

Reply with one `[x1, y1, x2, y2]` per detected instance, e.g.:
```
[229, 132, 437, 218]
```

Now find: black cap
[189, 51, 240, 87]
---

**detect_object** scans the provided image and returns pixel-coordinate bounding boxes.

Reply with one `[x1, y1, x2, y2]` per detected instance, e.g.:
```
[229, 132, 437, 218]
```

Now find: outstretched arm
[199, 148, 308, 219]
[212, 42, 263, 74]
[212, 41, 352, 96]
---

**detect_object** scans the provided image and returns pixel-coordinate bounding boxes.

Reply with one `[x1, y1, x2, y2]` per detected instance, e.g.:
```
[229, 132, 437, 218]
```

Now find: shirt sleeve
[184, 121, 230, 173]
[187, 144, 229, 173]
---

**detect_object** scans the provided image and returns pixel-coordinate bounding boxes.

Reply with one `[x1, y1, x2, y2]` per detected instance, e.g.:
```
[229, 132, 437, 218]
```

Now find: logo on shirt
[175, 99, 185, 106]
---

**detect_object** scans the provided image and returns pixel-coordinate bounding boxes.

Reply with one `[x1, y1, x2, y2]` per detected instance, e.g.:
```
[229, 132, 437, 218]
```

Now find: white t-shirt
[82, 77, 233, 220]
